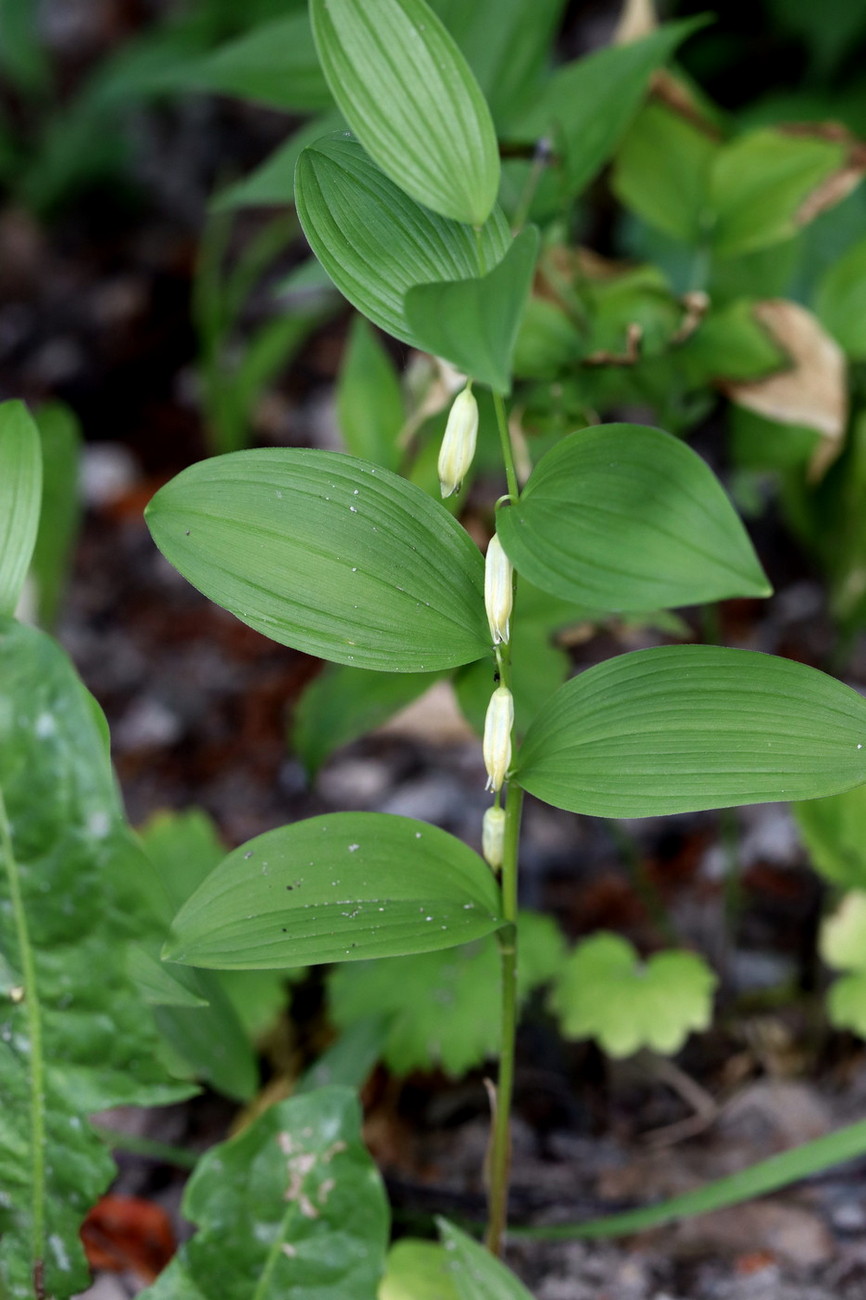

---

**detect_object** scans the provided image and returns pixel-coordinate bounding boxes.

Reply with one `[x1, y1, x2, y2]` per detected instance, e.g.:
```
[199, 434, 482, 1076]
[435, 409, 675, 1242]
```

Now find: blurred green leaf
[518, 645, 866, 818]
[0, 401, 41, 618]
[794, 786, 866, 888]
[436, 1220, 534, 1299]
[337, 316, 404, 469]
[30, 404, 82, 628]
[310, 0, 499, 225]
[380, 1239, 460, 1300]
[677, 299, 786, 385]
[821, 891, 866, 972]
[613, 100, 719, 244]
[815, 233, 866, 359]
[166, 813, 503, 969]
[141, 1088, 389, 1300]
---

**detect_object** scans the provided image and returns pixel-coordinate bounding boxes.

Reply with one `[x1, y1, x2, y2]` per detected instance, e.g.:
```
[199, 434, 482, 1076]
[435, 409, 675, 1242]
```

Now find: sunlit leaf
[141, 1088, 389, 1300]
[165, 813, 503, 969]
[146, 448, 490, 672]
[379, 1239, 460, 1300]
[549, 933, 717, 1057]
[496, 424, 770, 613]
[310, 0, 499, 225]
[295, 135, 511, 347]
[517, 645, 866, 818]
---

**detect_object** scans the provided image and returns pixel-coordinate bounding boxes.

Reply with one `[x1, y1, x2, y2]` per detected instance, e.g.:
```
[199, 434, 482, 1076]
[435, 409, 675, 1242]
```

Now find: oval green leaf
[145, 448, 489, 672]
[404, 225, 540, 393]
[517, 645, 866, 818]
[0, 400, 42, 617]
[295, 134, 510, 346]
[309, 0, 499, 225]
[164, 813, 504, 969]
[495, 424, 770, 612]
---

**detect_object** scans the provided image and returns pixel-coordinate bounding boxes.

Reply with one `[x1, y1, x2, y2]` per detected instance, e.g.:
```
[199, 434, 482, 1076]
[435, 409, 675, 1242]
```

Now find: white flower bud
[482, 685, 513, 792]
[482, 805, 507, 870]
[484, 533, 513, 645]
[438, 386, 478, 498]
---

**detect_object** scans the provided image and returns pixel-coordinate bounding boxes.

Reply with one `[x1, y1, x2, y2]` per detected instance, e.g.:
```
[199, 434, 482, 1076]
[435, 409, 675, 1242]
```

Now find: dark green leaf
[496, 424, 770, 612]
[295, 135, 511, 347]
[0, 400, 41, 618]
[404, 226, 540, 394]
[310, 0, 499, 225]
[336, 316, 404, 469]
[517, 645, 866, 818]
[146, 448, 490, 672]
[165, 813, 503, 969]
[293, 664, 442, 777]
[141, 1088, 389, 1300]
[30, 403, 82, 628]
[175, 13, 333, 111]
[677, 299, 786, 385]
[523, 21, 704, 196]
[0, 620, 191, 1300]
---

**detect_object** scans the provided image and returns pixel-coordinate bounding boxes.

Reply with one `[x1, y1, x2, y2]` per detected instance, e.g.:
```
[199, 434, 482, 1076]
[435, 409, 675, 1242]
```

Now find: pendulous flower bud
[482, 685, 514, 792]
[482, 805, 507, 870]
[484, 533, 513, 645]
[438, 385, 478, 498]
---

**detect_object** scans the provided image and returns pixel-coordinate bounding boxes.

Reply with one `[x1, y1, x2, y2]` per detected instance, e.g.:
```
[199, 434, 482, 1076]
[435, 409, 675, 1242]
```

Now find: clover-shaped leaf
[548, 933, 716, 1058]
[328, 912, 565, 1077]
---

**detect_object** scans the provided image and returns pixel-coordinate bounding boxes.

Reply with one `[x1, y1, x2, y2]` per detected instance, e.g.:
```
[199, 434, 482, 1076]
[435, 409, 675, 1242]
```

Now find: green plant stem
[0, 783, 46, 1287]
[493, 391, 519, 501]
[485, 779, 524, 1256]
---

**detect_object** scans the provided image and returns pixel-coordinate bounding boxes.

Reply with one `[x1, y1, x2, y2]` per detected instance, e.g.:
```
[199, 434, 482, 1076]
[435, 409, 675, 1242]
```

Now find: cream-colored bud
[438, 386, 478, 498]
[482, 805, 507, 870]
[482, 685, 513, 792]
[484, 534, 513, 645]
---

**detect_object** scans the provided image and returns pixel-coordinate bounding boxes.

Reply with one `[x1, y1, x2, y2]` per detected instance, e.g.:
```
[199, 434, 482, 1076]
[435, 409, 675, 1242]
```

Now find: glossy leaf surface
[517, 645, 866, 817]
[0, 619, 190, 1300]
[295, 135, 510, 347]
[146, 448, 489, 672]
[165, 814, 503, 969]
[141, 1088, 389, 1300]
[405, 226, 540, 393]
[495, 424, 770, 612]
[310, 0, 499, 225]
[0, 400, 41, 617]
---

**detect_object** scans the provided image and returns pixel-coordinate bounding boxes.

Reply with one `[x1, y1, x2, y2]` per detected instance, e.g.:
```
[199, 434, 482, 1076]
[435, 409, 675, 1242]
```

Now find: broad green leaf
[429, 0, 566, 130]
[404, 226, 540, 394]
[549, 933, 716, 1057]
[295, 135, 510, 347]
[165, 813, 503, 969]
[436, 1220, 534, 1299]
[495, 424, 770, 613]
[292, 664, 442, 776]
[337, 316, 404, 469]
[517, 645, 866, 818]
[380, 1239, 460, 1300]
[213, 110, 345, 211]
[815, 234, 866, 359]
[146, 448, 490, 672]
[128, 946, 209, 1008]
[328, 912, 564, 1076]
[794, 786, 866, 888]
[0, 400, 42, 617]
[0, 619, 191, 1300]
[309, 0, 499, 226]
[174, 13, 333, 111]
[710, 129, 851, 259]
[613, 100, 719, 244]
[141, 1088, 389, 1300]
[827, 970, 866, 1037]
[30, 403, 81, 628]
[522, 20, 704, 196]
[677, 299, 786, 385]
